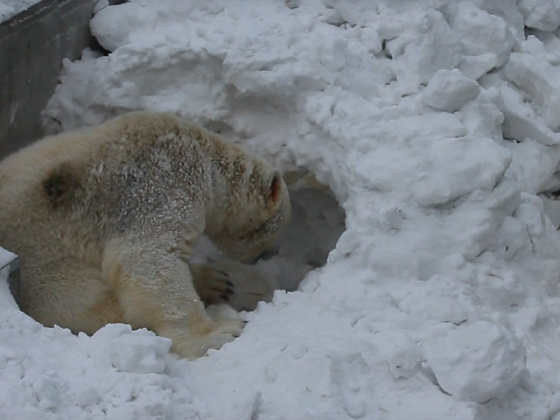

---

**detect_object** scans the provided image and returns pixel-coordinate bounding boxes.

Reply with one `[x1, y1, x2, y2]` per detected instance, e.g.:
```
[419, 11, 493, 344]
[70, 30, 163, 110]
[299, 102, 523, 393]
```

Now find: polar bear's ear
[269, 172, 282, 204]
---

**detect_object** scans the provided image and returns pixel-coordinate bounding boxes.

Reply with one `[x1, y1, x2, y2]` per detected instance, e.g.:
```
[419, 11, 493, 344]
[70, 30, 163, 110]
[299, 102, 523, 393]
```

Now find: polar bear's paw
[168, 318, 246, 359]
[191, 263, 235, 305]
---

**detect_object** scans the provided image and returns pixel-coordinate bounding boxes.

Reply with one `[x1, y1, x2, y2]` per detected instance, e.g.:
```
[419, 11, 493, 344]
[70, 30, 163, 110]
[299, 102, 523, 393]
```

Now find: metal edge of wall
[0, 0, 98, 158]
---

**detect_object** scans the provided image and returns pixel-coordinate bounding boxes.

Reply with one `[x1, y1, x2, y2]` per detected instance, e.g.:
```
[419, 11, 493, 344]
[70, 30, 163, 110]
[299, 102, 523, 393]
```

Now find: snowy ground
[4, 0, 560, 418]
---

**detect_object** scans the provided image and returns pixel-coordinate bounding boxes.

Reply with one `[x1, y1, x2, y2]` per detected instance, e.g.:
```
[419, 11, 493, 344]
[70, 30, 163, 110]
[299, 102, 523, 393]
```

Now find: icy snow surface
[5, 0, 560, 418]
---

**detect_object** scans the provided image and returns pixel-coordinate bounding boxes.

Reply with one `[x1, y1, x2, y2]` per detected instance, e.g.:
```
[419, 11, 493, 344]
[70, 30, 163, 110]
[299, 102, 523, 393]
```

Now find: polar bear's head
[209, 152, 291, 265]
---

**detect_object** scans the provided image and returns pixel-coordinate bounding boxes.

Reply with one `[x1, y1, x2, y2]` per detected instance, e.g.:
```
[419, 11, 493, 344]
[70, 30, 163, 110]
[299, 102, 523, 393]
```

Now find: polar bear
[0, 111, 291, 359]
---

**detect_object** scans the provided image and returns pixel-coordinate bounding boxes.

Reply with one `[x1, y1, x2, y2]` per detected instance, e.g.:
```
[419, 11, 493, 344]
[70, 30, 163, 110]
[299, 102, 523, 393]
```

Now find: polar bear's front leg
[102, 237, 244, 359]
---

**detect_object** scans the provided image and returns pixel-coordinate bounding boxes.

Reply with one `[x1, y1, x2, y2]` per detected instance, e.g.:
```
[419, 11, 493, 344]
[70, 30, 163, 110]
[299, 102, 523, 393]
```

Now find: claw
[220, 293, 230, 301]
[226, 288, 234, 295]
[226, 280, 234, 287]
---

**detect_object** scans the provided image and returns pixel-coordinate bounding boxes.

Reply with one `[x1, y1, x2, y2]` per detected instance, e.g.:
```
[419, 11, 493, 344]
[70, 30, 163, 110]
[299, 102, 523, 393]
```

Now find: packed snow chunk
[504, 138, 560, 194]
[494, 216, 530, 261]
[87, 324, 172, 374]
[459, 87, 505, 143]
[449, 1, 514, 70]
[90, 3, 160, 52]
[519, 33, 560, 66]
[378, 5, 461, 94]
[32, 371, 64, 411]
[438, 189, 511, 262]
[513, 193, 560, 260]
[518, 0, 560, 31]
[413, 136, 511, 207]
[543, 197, 560, 229]
[422, 69, 481, 112]
[499, 84, 560, 146]
[425, 321, 527, 403]
[398, 286, 469, 325]
[374, 331, 422, 379]
[504, 53, 560, 131]
[458, 54, 499, 81]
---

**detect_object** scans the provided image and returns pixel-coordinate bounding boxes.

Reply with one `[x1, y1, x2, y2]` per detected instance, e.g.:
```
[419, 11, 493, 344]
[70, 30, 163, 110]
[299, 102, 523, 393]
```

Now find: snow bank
[4, 0, 560, 418]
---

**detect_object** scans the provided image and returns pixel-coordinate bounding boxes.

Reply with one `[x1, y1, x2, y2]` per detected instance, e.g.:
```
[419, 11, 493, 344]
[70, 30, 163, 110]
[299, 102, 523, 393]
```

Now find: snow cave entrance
[191, 169, 346, 309]
[270, 176, 346, 291]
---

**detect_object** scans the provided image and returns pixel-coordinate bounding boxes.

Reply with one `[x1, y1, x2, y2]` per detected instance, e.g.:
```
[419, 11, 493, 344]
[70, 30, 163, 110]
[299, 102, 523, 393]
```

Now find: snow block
[458, 54, 498, 81]
[413, 136, 511, 207]
[504, 53, 560, 132]
[422, 69, 480, 112]
[459, 87, 505, 143]
[90, 3, 159, 52]
[504, 137, 560, 194]
[499, 84, 560, 146]
[450, 2, 514, 70]
[424, 321, 527, 403]
[379, 7, 461, 94]
[518, 0, 560, 31]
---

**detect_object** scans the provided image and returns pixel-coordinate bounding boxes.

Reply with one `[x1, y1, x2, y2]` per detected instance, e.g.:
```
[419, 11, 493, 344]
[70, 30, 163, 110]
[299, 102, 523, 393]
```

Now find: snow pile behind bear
[3, 0, 560, 418]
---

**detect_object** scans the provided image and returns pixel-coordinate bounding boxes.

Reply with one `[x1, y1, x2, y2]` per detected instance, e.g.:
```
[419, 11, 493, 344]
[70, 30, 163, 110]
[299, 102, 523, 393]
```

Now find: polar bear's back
[0, 117, 127, 261]
[0, 111, 210, 256]
[0, 124, 99, 217]
[0, 112, 158, 213]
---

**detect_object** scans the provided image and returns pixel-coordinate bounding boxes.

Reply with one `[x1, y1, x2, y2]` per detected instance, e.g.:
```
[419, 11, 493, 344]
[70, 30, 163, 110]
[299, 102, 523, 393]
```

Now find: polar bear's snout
[251, 246, 280, 264]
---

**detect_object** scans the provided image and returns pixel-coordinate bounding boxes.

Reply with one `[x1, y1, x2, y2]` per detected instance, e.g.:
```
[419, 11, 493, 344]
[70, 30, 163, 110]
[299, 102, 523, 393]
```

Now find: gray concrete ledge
[0, 0, 97, 158]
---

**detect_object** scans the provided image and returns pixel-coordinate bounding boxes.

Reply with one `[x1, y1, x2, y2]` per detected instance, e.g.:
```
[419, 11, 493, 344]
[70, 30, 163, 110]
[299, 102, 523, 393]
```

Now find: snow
[517, 0, 560, 32]
[422, 69, 481, 112]
[4, 0, 560, 418]
[0, 246, 17, 270]
[424, 321, 527, 403]
[0, 0, 41, 23]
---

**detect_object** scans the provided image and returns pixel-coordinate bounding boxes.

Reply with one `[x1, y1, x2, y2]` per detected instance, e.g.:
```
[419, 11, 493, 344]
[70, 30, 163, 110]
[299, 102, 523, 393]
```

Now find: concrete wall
[0, 0, 96, 158]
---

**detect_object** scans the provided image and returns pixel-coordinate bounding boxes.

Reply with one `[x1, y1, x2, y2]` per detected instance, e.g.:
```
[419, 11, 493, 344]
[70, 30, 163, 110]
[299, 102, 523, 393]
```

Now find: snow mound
[3, 0, 560, 418]
[425, 321, 527, 403]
